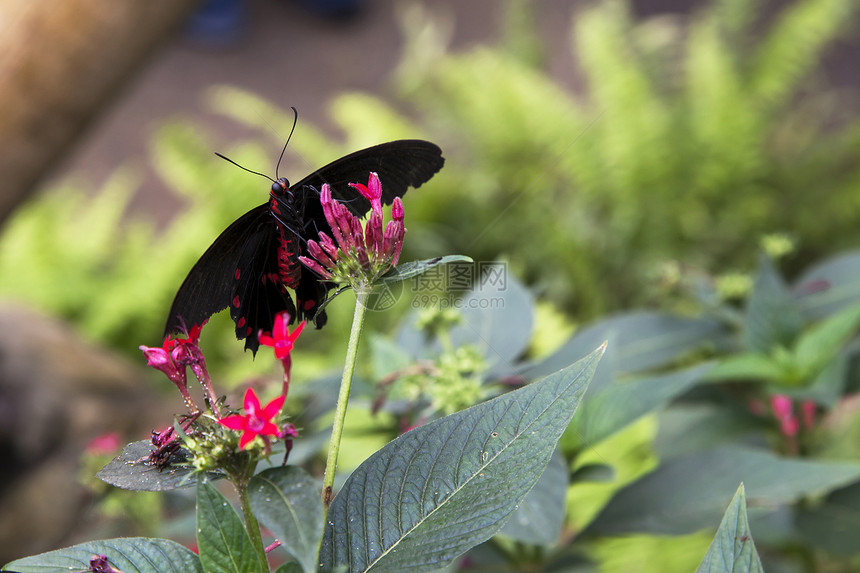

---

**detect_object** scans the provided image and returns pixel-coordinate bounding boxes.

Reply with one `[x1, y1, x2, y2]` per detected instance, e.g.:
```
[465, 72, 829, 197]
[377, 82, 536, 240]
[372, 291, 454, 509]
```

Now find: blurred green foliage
[1, 0, 857, 360]
[1, 0, 858, 569]
[400, 0, 860, 316]
[324, 248, 860, 572]
[211, 0, 860, 318]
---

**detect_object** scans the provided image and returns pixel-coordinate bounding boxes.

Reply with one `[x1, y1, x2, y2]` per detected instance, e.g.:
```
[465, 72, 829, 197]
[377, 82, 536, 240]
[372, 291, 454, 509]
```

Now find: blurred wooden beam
[0, 0, 200, 223]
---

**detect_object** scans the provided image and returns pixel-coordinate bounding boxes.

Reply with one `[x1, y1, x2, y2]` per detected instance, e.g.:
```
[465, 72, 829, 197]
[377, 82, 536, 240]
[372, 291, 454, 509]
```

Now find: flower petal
[238, 430, 257, 449]
[218, 414, 248, 431]
[261, 394, 286, 420]
[258, 332, 276, 347]
[243, 388, 262, 413]
[259, 421, 281, 437]
[289, 321, 306, 342]
[274, 312, 290, 340]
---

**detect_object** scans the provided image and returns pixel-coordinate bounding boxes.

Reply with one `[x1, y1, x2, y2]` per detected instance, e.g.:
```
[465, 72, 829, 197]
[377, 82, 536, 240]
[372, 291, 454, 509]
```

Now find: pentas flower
[770, 394, 798, 438]
[350, 170, 383, 212]
[258, 312, 305, 396]
[168, 322, 205, 366]
[219, 388, 285, 451]
[279, 422, 299, 464]
[140, 320, 220, 417]
[350, 172, 385, 259]
[259, 312, 305, 361]
[299, 172, 407, 287]
[140, 336, 193, 413]
[86, 433, 121, 456]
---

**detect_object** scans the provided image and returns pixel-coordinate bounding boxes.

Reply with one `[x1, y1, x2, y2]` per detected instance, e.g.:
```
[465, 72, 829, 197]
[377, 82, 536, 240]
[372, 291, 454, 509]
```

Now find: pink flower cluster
[140, 322, 212, 415]
[140, 313, 306, 457]
[770, 395, 816, 438]
[299, 172, 406, 283]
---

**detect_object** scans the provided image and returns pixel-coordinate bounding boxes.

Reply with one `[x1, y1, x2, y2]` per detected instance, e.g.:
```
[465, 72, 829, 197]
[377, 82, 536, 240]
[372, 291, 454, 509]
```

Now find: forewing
[287, 140, 444, 326]
[292, 139, 444, 218]
[164, 205, 269, 337]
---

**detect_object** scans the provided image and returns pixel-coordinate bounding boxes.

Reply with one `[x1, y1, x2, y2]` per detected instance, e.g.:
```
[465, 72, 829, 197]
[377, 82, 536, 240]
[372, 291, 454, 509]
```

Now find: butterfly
[163, 139, 445, 354]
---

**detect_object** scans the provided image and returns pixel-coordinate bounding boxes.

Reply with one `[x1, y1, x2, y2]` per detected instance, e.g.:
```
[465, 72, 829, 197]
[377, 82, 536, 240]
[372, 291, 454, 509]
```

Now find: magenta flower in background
[770, 394, 799, 438]
[85, 433, 121, 456]
[219, 388, 285, 450]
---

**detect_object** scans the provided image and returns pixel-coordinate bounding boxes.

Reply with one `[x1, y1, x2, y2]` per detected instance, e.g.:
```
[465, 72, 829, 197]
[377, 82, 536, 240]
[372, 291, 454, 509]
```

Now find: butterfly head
[271, 177, 290, 196]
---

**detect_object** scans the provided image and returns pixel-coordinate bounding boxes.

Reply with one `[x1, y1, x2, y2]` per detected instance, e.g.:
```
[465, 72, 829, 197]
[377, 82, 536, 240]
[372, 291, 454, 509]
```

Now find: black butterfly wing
[292, 139, 444, 218]
[293, 265, 329, 328]
[164, 204, 270, 338]
[287, 139, 444, 324]
[229, 221, 298, 354]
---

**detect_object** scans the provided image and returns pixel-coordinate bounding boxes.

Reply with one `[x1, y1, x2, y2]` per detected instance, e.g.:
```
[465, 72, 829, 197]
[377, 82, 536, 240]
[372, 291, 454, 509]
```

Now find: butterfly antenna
[215, 152, 276, 183]
[275, 107, 299, 180]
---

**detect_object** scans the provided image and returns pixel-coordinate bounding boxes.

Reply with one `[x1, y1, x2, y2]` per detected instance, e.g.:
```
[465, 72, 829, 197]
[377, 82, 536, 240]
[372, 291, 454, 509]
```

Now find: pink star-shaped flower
[218, 388, 286, 449]
[349, 171, 383, 212]
[258, 313, 305, 361]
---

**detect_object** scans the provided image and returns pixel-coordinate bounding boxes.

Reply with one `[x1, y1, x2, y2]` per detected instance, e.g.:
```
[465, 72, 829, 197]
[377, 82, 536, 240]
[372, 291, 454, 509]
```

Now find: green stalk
[236, 480, 268, 571]
[321, 289, 369, 513]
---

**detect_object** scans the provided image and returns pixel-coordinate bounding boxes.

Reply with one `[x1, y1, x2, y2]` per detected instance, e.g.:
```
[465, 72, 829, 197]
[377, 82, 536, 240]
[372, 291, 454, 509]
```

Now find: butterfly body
[267, 178, 304, 290]
[164, 140, 444, 354]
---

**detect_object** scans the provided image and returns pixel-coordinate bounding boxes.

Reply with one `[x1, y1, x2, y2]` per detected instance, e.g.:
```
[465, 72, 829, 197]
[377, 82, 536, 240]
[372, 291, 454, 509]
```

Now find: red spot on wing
[235, 268, 241, 280]
[303, 299, 316, 310]
[237, 317, 245, 328]
[246, 327, 252, 336]
[233, 295, 240, 308]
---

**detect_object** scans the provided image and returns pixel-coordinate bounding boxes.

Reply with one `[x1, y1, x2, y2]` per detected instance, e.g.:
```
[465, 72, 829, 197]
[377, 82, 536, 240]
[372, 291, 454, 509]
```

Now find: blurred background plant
[1, 0, 859, 570]
[3, 0, 859, 356]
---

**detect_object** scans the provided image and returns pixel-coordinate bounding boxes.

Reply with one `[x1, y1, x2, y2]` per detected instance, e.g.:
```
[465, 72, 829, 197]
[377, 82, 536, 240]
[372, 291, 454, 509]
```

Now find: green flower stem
[321, 289, 369, 514]
[236, 480, 268, 571]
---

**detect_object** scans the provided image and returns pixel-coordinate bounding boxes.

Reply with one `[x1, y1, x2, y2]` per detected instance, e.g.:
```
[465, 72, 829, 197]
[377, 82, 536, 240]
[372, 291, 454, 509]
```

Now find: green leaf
[248, 466, 323, 573]
[320, 345, 605, 572]
[370, 334, 415, 380]
[794, 250, 860, 320]
[196, 480, 264, 573]
[697, 484, 764, 573]
[750, 0, 853, 105]
[396, 269, 535, 371]
[588, 446, 860, 535]
[793, 303, 860, 375]
[97, 440, 223, 492]
[798, 351, 848, 406]
[520, 312, 729, 380]
[655, 405, 763, 459]
[379, 255, 473, 284]
[706, 353, 786, 383]
[450, 271, 535, 374]
[570, 462, 615, 483]
[795, 480, 860, 555]
[563, 363, 713, 450]
[274, 563, 305, 573]
[499, 450, 568, 546]
[3, 538, 202, 573]
[743, 256, 804, 353]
